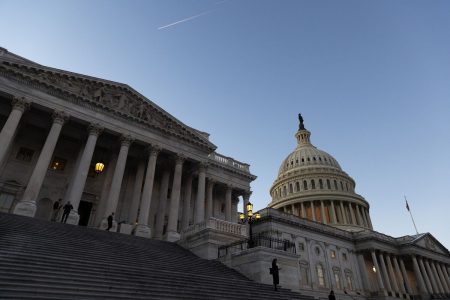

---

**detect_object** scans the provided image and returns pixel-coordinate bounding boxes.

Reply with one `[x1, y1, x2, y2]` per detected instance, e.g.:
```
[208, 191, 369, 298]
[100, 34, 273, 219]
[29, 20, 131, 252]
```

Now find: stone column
[418, 257, 434, 294]
[443, 264, 450, 287]
[393, 256, 406, 294]
[359, 206, 368, 227]
[330, 200, 337, 224]
[349, 203, 356, 225]
[320, 200, 327, 224]
[154, 170, 170, 239]
[379, 252, 392, 292]
[386, 254, 400, 293]
[181, 174, 193, 229]
[166, 155, 185, 242]
[356, 205, 363, 226]
[194, 163, 206, 223]
[300, 202, 306, 218]
[311, 201, 316, 221]
[437, 263, 450, 293]
[412, 255, 428, 294]
[371, 250, 385, 291]
[340, 201, 347, 224]
[64, 124, 103, 224]
[430, 260, 445, 294]
[0, 97, 30, 166]
[243, 191, 251, 216]
[14, 111, 68, 217]
[357, 253, 371, 292]
[365, 209, 373, 229]
[128, 159, 146, 224]
[101, 135, 133, 231]
[424, 259, 440, 294]
[436, 262, 450, 293]
[399, 257, 413, 294]
[134, 146, 160, 238]
[205, 179, 214, 220]
[225, 185, 232, 222]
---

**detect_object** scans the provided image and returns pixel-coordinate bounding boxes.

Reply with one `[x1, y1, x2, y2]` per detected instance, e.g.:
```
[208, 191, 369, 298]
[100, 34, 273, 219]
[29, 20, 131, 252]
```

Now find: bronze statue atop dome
[298, 113, 305, 130]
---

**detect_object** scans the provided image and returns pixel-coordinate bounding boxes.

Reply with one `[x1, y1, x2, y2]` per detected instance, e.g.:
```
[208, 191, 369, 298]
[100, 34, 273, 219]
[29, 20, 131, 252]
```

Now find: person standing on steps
[51, 199, 62, 221]
[106, 213, 114, 231]
[270, 258, 280, 291]
[329, 290, 336, 300]
[61, 201, 73, 223]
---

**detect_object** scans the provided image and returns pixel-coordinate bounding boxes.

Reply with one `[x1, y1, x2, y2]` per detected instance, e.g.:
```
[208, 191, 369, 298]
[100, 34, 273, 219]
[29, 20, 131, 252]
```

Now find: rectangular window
[342, 253, 348, 261]
[16, 147, 34, 162]
[0, 193, 15, 213]
[298, 242, 305, 251]
[49, 157, 67, 171]
[300, 266, 309, 286]
[334, 273, 341, 290]
[346, 274, 353, 290]
[317, 265, 325, 287]
[330, 250, 336, 258]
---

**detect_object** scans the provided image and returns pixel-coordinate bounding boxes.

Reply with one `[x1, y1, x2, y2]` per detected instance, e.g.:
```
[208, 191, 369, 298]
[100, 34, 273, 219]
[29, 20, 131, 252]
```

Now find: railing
[218, 234, 296, 258]
[208, 152, 250, 173]
[181, 218, 247, 239]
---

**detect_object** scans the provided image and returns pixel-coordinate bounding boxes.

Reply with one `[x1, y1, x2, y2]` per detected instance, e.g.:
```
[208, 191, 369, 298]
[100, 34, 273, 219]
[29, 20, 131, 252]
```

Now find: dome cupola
[268, 114, 372, 232]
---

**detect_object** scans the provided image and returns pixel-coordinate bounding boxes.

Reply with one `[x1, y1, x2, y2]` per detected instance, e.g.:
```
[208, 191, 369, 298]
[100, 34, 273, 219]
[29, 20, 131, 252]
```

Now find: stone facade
[0, 48, 256, 243]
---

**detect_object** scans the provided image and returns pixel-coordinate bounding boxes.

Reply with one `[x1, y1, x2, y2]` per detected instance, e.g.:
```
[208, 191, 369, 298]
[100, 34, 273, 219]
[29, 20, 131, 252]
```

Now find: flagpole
[405, 196, 419, 235]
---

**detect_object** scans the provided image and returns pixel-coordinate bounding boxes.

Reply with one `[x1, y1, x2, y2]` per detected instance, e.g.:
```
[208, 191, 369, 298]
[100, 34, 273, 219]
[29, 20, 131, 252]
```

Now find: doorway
[78, 200, 93, 226]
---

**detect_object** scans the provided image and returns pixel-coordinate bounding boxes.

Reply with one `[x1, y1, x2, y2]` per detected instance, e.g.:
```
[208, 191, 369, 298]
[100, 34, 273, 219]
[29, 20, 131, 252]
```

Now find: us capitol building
[0, 48, 449, 300]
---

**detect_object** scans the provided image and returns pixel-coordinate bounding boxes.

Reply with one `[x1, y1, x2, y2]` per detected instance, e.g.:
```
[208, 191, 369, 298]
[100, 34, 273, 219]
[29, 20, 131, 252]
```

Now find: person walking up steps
[270, 258, 280, 291]
[61, 201, 73, 223]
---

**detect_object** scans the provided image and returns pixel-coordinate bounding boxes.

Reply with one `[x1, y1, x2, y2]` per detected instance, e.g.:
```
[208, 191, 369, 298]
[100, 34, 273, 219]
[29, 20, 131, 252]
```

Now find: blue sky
[1, 0, 449, 247]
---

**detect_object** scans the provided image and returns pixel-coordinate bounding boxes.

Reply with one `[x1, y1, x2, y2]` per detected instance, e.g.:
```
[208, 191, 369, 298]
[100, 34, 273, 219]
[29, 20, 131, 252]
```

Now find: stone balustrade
[208, 152, 250, 173]
[181, 217, 247, 239]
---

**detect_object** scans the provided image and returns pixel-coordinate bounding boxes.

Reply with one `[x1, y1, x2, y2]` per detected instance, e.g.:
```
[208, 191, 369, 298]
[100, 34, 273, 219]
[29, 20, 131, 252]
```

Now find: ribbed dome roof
[277, 128, 341, 177]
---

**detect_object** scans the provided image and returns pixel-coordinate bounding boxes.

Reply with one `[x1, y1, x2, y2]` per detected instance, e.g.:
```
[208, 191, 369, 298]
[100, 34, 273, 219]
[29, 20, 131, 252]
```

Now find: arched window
[301, 158, 305, 162]
[283, 186, 287, 196]
[289, 184, 293, 193]
[345, 273, 353, 290]
[307, 157, 310, 161]
[340, 181, 344, 190]
[296, 181, 300, 192]
[334, 272, 342, 290]
[319, 179, 323, 189]
[311, 180, 316, 189]
[313, 157, 316, 161]
[303, 180, 308, 190]
[296, 159, 298, 164]
[345, 182, 349, 191]
[327, 179, 331, 189]
[316, 264, 325, 287]
[319, 157, 322, 161]
[334, 180, 338, 190]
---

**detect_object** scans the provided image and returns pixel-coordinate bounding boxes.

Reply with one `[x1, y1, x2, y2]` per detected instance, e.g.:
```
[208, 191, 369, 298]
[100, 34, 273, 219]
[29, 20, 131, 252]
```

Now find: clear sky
[1, 0, 449, 248]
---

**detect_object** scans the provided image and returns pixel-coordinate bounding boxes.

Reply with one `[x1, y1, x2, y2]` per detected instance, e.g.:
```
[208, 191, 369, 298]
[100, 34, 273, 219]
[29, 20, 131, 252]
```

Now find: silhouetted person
[51, 199, 62, 221]
[106, 213, 114, 231]
[329, 290, 336, 300]
[61, 201, 73, 223]
[270, 258, 280, 291]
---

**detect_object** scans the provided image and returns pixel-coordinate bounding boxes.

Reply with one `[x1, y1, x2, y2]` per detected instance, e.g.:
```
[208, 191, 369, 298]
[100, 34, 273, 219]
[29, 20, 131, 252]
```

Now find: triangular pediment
[0, 49, 216, 152]
[408, 233, 449, 255]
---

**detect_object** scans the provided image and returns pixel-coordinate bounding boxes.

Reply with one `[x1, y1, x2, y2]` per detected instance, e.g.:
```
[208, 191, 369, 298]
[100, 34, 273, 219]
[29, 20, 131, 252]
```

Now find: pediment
[0, 51, 216, 152]
[410, 233, 449, 255]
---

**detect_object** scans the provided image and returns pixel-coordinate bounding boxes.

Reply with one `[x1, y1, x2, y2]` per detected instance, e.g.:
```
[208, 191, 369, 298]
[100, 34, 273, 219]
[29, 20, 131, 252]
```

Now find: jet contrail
[158, 10, 214, 30]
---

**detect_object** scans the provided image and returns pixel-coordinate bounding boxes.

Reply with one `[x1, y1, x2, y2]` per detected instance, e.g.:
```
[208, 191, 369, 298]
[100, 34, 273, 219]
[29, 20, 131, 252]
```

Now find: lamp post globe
[239, 201, 261, 248]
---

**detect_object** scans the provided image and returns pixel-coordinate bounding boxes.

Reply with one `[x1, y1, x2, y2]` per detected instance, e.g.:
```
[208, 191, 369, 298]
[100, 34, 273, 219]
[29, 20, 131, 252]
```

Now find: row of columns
[367, 250, 450, 296]
[1, 97, 247, 241]
[283, 200, 372, 229]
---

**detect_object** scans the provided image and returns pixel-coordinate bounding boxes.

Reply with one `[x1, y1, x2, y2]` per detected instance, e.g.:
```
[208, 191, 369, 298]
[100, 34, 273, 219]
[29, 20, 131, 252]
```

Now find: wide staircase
[0, 213, 310, 300]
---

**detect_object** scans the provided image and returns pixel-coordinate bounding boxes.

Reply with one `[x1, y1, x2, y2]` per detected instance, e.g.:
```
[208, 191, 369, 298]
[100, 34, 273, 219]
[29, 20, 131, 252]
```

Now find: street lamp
[95, 161, 105, 174]
[239, 202, 261, 248]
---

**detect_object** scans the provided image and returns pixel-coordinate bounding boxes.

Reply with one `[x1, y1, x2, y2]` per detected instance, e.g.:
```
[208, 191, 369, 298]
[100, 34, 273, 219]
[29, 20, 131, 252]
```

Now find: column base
[65, 211, 80, 225]
[13, 201, 37, 217]
[99, 218, 118, 232]
[133, 224, 152, 238]
[166, 231, 180, 242]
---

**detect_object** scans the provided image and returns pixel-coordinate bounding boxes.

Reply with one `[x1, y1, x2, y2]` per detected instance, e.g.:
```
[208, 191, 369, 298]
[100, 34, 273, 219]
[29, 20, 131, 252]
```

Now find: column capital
[198, 161, 209, 172]
[226, 184, 234, 191]
[175, 154, 186, 165]
[52, 110, 69, 125]
[207, 178, 215, 186]
[12, 96, 31, 112]
[88, 123, 104, 137]
[119, 134, 134, 147]
[147, 144, 162, 156]
[243, 190, 252, 199]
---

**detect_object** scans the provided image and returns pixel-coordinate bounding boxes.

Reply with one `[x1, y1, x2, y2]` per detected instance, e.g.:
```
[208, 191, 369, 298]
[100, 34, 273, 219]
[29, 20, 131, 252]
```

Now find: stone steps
[0, 212, 309, 300]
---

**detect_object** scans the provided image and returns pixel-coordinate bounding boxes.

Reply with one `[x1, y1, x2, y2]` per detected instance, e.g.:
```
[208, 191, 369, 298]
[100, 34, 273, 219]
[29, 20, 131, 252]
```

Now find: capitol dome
[268, 116, 373, 232]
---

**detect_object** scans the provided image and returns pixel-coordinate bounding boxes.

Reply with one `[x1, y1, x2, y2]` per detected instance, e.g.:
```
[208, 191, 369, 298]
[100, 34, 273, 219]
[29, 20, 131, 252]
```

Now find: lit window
[49, 157, 67, 171]
[16, 147, 34, 162]
[330, 250, 336, 258]
[346, 274, 353, 290]
[316, 265, 325, 287]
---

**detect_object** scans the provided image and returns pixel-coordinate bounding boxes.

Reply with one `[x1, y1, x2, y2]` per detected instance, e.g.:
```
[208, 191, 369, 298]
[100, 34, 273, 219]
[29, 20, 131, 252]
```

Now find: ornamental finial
[298, 113, 305, 130]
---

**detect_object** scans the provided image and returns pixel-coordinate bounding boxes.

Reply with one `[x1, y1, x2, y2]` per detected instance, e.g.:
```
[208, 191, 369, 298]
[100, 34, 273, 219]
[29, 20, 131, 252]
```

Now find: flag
[406, 199, 410, 211]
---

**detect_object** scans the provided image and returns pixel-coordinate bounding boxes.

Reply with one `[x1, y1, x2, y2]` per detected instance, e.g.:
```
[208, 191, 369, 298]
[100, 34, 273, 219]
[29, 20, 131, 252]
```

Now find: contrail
[158, 10, 214, 30]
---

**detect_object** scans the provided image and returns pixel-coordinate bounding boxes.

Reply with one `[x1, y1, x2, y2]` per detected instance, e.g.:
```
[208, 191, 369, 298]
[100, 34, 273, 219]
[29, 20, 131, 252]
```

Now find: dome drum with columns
[268, 115, 372, 231]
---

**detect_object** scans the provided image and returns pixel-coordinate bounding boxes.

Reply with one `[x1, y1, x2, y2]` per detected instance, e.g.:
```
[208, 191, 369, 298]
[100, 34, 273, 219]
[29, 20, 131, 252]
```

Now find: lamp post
[239, 202, 261, 248]
[95, 161, 105, 174]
